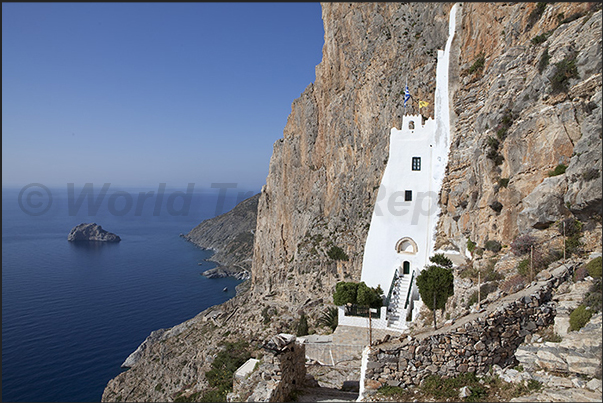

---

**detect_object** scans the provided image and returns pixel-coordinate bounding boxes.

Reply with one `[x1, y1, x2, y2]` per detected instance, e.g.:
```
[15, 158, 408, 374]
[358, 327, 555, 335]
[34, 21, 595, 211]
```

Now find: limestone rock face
[67, 223, 120, 243]
[437, 2, 602, 252]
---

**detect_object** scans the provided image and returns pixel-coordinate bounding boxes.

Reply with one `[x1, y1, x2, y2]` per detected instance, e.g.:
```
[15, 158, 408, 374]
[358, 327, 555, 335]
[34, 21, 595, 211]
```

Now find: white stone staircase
[386, 271, 414, 331]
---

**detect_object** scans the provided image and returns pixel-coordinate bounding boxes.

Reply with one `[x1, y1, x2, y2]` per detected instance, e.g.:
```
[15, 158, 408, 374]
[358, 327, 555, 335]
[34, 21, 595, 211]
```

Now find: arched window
[395, 237, 418, 254]
[409, 120, 415, 130]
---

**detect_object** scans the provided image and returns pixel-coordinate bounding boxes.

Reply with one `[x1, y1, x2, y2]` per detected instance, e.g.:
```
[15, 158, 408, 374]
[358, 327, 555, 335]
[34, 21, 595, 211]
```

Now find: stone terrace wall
[228, 336, 306, 402]
[362, 263, 575, 394]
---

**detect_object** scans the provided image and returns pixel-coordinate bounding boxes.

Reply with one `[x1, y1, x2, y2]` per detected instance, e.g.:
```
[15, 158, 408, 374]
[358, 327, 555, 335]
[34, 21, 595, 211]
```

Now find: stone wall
[228, 334, 306, 402]
[361, 263, 575, 395]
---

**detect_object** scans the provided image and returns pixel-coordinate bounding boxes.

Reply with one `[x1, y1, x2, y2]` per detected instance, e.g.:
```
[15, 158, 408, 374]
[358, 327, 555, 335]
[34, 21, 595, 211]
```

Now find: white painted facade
[340, 4, 459, 332]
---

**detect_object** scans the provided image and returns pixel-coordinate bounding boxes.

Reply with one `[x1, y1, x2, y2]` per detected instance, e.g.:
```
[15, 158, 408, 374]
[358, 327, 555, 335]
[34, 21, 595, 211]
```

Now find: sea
[2, 185, 249, 402]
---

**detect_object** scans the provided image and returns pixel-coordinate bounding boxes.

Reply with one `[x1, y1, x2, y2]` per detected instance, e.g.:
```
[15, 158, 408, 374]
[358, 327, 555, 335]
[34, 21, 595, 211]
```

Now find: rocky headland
[184, 193, 260, 280]
[67, 223, 120, 243]
[102, 3, 602, 402]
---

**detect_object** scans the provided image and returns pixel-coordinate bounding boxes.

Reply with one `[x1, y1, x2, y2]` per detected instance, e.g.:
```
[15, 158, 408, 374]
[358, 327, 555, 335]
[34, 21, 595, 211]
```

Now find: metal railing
[384, 269, 399, 308]
[344, 305, 381, 319]
[403, 270, 416, 310]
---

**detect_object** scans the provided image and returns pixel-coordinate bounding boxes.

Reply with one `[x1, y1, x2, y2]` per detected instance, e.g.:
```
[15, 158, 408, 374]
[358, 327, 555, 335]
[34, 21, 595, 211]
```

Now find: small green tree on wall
[416, 254, 454, 330]
[333, 281, 383, 312]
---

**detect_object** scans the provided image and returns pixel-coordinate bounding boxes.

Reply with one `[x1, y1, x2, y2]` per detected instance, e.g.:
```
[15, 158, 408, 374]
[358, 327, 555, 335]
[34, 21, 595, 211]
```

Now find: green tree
[416, 256, 454, 330]
[296, 312, 309, 336]
[357, 282, 384, 309]
[333, 281, 359, 306]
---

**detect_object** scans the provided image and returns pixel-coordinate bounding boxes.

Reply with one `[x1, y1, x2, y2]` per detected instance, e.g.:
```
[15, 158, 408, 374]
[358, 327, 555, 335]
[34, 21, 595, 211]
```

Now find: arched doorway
[403, 261, 410, 275]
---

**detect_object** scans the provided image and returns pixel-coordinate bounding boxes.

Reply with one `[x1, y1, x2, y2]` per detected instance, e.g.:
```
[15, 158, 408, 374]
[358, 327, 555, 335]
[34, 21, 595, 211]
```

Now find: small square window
[412, 157, 421, 171]
[405, 190, 412, 201]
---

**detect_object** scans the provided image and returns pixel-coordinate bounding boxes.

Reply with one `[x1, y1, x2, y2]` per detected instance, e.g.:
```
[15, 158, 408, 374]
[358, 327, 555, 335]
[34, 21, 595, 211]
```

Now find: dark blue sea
[2, 185, 250, 402]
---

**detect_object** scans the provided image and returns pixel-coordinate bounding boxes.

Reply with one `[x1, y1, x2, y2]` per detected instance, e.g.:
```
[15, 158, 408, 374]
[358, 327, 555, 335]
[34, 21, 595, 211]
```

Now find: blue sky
[2, 2, 324, 192]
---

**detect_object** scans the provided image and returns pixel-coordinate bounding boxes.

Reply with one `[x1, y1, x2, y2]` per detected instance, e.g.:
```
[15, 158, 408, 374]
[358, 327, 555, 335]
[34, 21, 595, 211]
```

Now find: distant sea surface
[2, 186, 247, 402]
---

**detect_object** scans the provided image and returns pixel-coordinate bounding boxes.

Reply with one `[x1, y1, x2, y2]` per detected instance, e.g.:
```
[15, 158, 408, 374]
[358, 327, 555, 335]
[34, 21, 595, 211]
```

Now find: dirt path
[297, 387, 358, 402]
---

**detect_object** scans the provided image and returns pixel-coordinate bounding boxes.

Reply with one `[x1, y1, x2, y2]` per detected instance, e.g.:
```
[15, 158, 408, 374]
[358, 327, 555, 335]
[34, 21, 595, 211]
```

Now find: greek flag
[404, 84, 411, 107]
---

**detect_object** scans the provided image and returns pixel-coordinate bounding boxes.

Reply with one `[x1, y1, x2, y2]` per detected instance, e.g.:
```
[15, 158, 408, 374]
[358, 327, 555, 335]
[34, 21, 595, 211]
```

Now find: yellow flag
[419, 100, 429, 108]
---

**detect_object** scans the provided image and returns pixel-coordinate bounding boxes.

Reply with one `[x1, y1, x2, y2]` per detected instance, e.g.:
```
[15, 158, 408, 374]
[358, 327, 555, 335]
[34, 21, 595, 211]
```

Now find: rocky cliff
[184, 193, 259, 280]
[102, 3, 602, 402]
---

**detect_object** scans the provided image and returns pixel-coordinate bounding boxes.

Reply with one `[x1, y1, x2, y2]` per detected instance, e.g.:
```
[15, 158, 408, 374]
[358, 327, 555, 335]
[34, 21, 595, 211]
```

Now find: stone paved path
[297, 387, 358, 402]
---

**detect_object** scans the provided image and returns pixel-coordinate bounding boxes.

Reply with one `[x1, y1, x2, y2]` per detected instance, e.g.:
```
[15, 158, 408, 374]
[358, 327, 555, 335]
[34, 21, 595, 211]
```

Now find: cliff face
[252, 3, 453, 300]
[438, 2, 602, 252]
[102, 3, 602, 401]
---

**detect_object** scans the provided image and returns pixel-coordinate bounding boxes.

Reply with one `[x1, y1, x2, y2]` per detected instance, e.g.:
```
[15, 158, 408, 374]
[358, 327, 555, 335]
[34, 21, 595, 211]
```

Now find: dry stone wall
[362, 263, 575, 393]
[228, 335, 306, 402]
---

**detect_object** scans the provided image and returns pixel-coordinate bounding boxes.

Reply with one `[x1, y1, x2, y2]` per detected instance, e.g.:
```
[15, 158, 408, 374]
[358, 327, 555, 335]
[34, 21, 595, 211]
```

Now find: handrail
[403, 270, 416, 310]
[384, 269, 399, 308]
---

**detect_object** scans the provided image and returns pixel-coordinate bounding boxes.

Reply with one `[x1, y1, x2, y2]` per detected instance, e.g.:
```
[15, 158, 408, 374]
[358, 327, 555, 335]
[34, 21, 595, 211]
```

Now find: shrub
[574, 265, 588, 282]
[583, 278, 602, 312]
[569, 304, 593, 331]
[526, 2, 547, 31]
[538, 47, 550, 73]
[317, 307, 338, 332]
[531, 32, 550, 45]
[582, 168, 600, 182]
[468, 53, 485, 75]
[204, 340, 251, 401]
[327, 245, 349, 261]
[501, 274, 526, 294]
[430, 253, 453, 268]
[586, 256, 602, 278]
[511, 234, 537, 256]
[551, 56, 579, 93]
[467, 238, 476, 253]
[486, 136, 500, 149]
[485, 240, 502, 253]
[489, 201, 503, 214]
[558, 218, 582, 237]
[517, 258, 531, 277]
[548, 164, 567, 177]
[296, 312, 309, 336]
[498, 177, 510, 188]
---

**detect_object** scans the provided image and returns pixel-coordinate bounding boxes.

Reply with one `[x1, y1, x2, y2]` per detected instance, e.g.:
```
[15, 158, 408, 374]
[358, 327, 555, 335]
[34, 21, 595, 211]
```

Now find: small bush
[526, 2, 547, 31]
[296, 312, 309, 336]
[501, 274, 526, 294]
[467, 238, 476, 253]
[558, 218, 582, 237]
[586, 256, 602, 278]
[498, 177, 510, 188]
[583, 282, 602, 313]
[468, 53, 485, 74]
[317, 307, 338, 332]
[569, 304, 593, 331]
[327, 246, 349, 261]
[548, 164, 567, 177]
[551, 56, 579, 93]
[560, 12, 585, 24]
[538, 47, 550, 73]
[489, 201, 503, 214]
[574, 265, 588, 282]
[517, 258, 531, 277]
[486, 136, 500, 149]
[511, 234, 537, 256]
[531, 32, 550, 45]
[582, 168, 600, 182]
[485, 240, 502, 253]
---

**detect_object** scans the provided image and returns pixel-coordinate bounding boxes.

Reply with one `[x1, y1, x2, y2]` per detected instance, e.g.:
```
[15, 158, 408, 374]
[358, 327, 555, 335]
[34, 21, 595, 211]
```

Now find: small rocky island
[68, 223, 121, 243]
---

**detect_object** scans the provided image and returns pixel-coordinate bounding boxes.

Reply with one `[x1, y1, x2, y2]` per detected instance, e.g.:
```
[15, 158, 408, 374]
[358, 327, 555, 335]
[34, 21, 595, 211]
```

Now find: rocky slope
[102, 3, 602, 401]
[184, 193, 260, 280]
[67, 223, 120, 242]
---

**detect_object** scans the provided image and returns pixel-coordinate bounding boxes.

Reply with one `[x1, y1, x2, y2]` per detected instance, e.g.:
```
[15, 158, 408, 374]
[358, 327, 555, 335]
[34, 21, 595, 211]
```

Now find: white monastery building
[338, 3, 459, 332]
